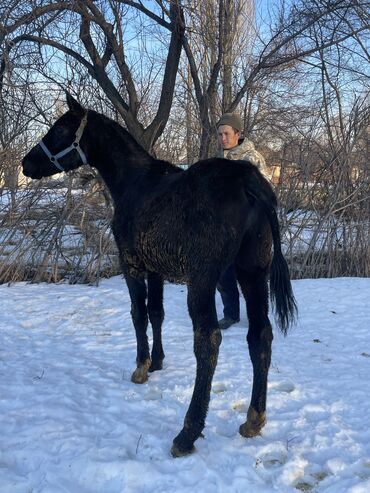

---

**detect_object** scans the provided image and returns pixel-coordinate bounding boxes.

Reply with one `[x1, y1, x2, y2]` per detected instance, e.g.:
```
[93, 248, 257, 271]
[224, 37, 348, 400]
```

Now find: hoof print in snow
[294, 480, 314, 491]
[232, 400, 249, 413]
[212, 382, 227, 394]
[255, 451, 287, 469]
[277, 381, 295, 393]
[294, 471, 329, 491]
[143, 388, 162, 401]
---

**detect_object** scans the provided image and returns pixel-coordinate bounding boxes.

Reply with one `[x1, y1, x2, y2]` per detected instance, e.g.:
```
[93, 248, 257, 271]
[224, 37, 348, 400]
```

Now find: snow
[1, 276, 369, 492]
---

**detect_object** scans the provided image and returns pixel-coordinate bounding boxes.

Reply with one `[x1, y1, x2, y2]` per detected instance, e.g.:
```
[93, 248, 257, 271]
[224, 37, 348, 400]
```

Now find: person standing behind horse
[216, 112, 269, 330]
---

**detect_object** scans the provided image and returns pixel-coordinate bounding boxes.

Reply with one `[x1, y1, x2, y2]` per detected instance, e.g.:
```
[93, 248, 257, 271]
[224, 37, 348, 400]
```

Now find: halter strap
[39, 113, 88, 172]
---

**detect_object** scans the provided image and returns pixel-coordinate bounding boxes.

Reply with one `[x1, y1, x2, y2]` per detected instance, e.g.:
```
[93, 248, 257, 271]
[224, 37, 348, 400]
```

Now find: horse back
[113, 158, 273, 282]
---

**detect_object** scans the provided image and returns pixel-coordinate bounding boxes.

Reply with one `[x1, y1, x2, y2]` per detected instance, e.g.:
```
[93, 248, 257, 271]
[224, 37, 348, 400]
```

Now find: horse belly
[136, 232, 188, 283]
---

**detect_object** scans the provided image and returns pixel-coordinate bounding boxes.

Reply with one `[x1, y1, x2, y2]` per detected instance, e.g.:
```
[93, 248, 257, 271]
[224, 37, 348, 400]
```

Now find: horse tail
[244, 170, 297, 334]
[266, 204, 297, 335]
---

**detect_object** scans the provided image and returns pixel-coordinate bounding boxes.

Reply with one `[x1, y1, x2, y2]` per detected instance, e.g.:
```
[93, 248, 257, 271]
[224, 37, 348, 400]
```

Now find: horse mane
[89, 109, 156, 168]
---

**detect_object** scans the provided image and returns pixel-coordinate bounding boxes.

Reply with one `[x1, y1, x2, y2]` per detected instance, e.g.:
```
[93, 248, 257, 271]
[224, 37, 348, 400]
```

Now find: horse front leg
[124, 272, 151, 384]
[237, 268, 273, 437]
[171, 282, 222, 457]
[147, 272, 165, 372]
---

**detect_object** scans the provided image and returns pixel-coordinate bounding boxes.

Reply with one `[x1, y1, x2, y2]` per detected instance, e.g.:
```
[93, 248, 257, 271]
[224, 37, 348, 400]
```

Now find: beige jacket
[219, 139, 269, 180]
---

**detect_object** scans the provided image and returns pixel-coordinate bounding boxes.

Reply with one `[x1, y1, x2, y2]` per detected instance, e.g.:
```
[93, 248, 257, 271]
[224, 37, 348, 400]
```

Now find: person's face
[217, 125, 240, 150]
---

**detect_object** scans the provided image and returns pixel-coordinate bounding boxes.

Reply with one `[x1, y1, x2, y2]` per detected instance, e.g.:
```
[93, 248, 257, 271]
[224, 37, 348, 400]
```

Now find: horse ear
[65, 92, 84, 113]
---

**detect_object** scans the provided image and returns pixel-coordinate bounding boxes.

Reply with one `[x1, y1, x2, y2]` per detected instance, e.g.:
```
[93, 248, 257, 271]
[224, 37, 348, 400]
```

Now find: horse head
[22, 93, 88, 179]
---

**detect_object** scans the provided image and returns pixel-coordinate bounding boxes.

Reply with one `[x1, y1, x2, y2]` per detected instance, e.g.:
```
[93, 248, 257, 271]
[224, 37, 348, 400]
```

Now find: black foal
[22, 93, 297, 457]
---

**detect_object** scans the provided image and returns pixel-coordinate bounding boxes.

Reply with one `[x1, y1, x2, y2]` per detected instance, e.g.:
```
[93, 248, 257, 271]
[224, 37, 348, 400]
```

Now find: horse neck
[84, 111, 153, 201]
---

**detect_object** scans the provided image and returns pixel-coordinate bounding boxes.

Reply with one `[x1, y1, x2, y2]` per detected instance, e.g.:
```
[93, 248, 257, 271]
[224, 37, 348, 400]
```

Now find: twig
[136, 434, 143, 455]
[33, 369, 45, 380]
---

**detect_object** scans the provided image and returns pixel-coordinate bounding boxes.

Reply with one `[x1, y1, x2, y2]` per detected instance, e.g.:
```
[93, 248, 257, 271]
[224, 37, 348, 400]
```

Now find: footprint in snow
[143, 387, 163, 401]
[269, 380, 296, 393]
[255, 450, 288, 469]
[294, 471, 330, 491]
[357, 460, 370, 480]
[212, 382, 227, 394]
[20, 317, 45, 328]
[232, 400, 249, 413]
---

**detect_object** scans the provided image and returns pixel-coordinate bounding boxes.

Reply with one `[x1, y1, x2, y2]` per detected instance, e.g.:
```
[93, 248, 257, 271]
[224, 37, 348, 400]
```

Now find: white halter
[39, 113, 88, 172]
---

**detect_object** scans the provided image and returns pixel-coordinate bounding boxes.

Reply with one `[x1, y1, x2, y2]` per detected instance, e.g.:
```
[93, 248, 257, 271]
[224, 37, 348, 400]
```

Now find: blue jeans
[217, 264, 240, 320]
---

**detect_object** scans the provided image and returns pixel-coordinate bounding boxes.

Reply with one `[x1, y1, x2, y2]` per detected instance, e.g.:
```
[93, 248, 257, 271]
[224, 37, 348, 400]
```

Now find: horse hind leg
[125, 273, 151, 384]
[237, 267, 273, 438]
[147, 272, 165, 372]
[171, 280, 221, 457]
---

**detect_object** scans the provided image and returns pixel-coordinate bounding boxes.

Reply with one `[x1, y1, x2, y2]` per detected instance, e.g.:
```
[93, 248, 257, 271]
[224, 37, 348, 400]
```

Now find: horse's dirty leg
[236, 270, 273, 440]
[171, 323, 221, 457]
[147, 273, 165, 373]
[131, 358, 151, 384]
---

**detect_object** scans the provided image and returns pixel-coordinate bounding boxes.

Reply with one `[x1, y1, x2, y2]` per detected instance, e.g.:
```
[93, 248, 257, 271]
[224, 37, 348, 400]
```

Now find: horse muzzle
[22, 157, 43, 179]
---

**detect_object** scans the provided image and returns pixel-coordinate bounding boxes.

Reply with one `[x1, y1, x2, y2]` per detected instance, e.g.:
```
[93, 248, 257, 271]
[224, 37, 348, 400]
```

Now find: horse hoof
[171, 442, 195, 458]
[239, 408, 266, 438]
[131, 369, 148, 384]
[171, 428, 196, 458]
[131, 360, 151, 384]
[239, 422, 262, 438]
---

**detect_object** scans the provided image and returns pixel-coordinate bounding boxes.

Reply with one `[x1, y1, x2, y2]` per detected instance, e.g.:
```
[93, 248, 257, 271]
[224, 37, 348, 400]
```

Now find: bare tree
[179, 0, 369, 157]
[0, 0, 185, 151]
[0, 0, 369, 283]
[1, 0, 368, 155]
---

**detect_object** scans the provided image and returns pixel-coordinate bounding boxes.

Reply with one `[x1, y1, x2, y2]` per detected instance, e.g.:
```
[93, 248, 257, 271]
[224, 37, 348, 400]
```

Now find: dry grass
[0, 170, 368, 284]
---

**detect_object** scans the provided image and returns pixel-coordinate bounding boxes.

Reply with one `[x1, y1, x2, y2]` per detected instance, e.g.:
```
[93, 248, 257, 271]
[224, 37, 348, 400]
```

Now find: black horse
[22, 93, 297, 457]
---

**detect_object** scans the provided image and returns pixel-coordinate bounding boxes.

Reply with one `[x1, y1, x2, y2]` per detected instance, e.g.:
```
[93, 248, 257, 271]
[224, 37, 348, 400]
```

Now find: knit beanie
[217, 113, 243, 132]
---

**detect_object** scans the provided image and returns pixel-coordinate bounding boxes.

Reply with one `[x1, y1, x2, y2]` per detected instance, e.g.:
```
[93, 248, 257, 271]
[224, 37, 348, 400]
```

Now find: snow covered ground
[0, 276, 369, 492]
